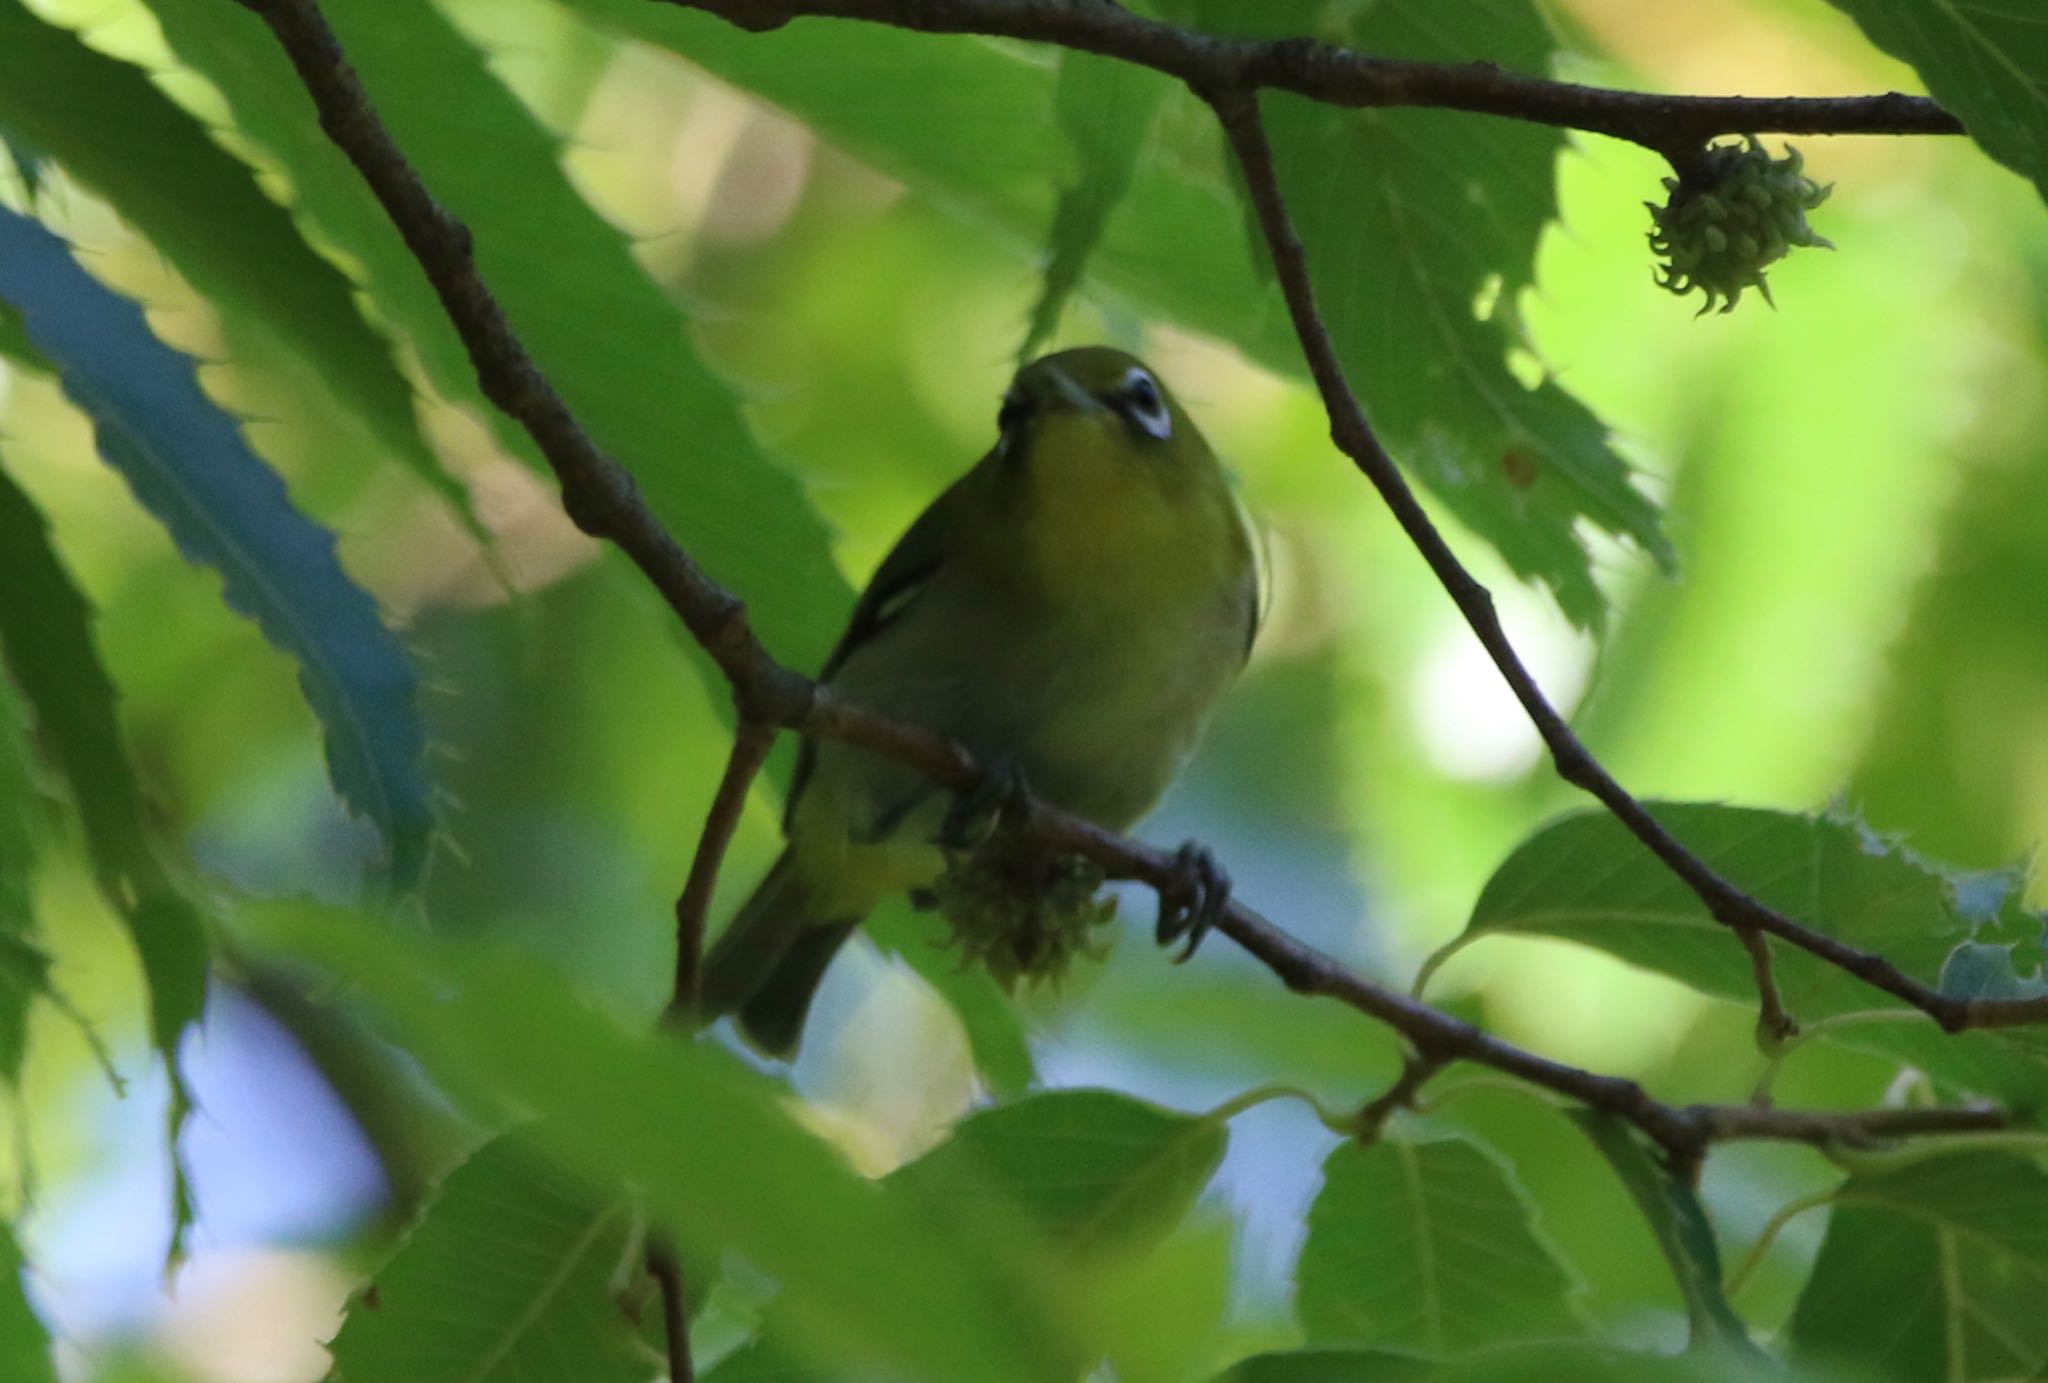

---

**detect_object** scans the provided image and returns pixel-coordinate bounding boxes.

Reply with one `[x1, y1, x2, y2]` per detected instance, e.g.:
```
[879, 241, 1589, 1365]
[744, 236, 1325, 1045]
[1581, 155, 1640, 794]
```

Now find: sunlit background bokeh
[4, 0, 2045, 1375]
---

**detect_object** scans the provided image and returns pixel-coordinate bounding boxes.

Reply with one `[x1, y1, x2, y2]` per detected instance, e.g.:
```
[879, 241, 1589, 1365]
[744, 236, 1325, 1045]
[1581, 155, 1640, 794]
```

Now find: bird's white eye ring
[1117, 367, 1172, 441]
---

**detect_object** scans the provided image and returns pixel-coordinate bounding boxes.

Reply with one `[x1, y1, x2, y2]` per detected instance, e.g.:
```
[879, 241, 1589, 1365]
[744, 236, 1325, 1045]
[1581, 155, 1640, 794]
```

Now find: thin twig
[646, 1237, 695, 1383]
[1738, 928, 1798, 1044]
[664, 0, 1963, 155]
[671, 720, 778, 1014]
[1354, 1050, 1449, 1142]
[233, 0, 2034, 1168]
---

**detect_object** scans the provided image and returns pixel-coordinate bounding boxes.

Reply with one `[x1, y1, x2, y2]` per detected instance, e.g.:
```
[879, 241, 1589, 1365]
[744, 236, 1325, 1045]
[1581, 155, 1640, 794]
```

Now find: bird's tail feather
[697, 852, 857, 1058]
[737, 919, 859, 1057]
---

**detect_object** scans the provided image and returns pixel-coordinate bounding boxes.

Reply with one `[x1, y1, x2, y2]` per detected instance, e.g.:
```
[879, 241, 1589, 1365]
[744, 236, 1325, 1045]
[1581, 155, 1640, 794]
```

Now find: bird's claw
[1156, 841, 1230, 961]
[937, 754, 1030, 853]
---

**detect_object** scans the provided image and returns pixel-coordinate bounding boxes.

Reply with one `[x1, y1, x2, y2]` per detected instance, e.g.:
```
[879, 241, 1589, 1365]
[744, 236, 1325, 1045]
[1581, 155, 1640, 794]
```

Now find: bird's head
[996, 347, 1189, 457]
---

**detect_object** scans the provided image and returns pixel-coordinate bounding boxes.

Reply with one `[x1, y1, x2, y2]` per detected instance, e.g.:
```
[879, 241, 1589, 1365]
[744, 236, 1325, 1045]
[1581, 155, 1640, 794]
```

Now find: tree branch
[233, 0, 2031, 1173]
[662, 0, 1963, 155]
[646, 1237, 695, 1383]
[1354, 1049, 1448, 1142]
[1201, 85, 2012, 1034]
[1690, 1102, 2007, 1148]
[671, 720, 778, 1013]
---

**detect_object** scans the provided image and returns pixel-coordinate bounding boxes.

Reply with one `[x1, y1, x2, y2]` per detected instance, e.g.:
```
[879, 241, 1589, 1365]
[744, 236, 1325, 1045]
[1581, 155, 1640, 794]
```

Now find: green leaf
[0, 1225, 58, 1383]
[0, 680, 46, 1084]
[1296, 1134, 1584, 1353]
[1939, 940, 2048, 1002]
[1, 129, 44, 200]
[1823, 0, 2048, 203]
[0, 299, 43, 373]
[0, 1, 478, 537]
[1020, 51, 1173, 359]
[141, 0, 848, 671]
[1568, 1112, 1762, 1359]
[888, 1088, 1227, 1258]
[574, 0, 1666, 626]
[0, 458, 204, 1066]
[1453, 802, 2048, 1109]
[734, 1089, 1228, 1379]
[1789, 1151, 2048, 1380]
[1253, 0, 1671, 627]
[234, 898, 1076, 1383]
[1218, 1341, 1773, 1382]
[327, 1134, 646, 1383]
[866, 903, 1035, 1098]
[0, 206, 434, 888]
[1218, 1349, 1436, 1383]
[700, 1340, 832, 1382]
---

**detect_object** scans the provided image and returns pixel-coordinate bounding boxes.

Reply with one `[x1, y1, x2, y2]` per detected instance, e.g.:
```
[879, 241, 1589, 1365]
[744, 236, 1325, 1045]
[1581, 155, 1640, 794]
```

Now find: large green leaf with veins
[1296, 1134, 1585, 1353]
[1245, 0, 1673, 627]
[327, 1135, 647, 1383]
[1790, 1151, 2048, 1380]
[1447, 802, 2048, 1112]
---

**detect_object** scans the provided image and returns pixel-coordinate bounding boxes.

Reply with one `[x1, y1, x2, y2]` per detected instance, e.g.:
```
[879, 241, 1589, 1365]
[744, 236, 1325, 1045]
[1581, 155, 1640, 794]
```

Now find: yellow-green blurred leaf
[238, 899, 1077, 1383]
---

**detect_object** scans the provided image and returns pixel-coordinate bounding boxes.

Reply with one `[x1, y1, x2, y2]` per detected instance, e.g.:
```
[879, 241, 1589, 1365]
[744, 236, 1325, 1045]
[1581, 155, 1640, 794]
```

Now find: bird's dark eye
[996, 389, 1030, 434]
[1115, 367, 1172, 442]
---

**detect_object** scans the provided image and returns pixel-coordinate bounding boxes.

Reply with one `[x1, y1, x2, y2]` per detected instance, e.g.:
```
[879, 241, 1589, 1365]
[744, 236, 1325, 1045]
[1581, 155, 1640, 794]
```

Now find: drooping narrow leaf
[1821, 0, 2048, 203]
[0, 206, 434, 887]
[141, 0, 848, 671]
[0, 0, 479, 537]
[0, 299, 41, 372]
[327, 1134, 646, 1383]
[888, 1088, 1227, 1257]
[1020, 51, 1173, 359]
[0, 679, 47, 1084]
[1789, 1151, 2048, 1380]
[1568, 1112, 1762, 1359]
[579, 0, 1669, 626]
[1, 128, 44, 200]
[0, 1226, 58, 1383]
[1296, 1134, 1584, 1353]
[234, 898, 1076, 1383]
[0, 460, 205, 1064]
[1453, 802, 2048, 1107]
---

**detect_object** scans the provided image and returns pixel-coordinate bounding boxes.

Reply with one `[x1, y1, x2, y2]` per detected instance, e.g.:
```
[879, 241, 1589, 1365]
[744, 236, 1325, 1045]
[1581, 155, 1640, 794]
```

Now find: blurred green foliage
[0, 0, 2043, 1379]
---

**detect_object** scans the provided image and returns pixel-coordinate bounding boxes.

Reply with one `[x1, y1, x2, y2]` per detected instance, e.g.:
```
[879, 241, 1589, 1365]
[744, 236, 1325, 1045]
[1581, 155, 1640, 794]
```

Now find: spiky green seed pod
[1647, 135, 1833, 314]
[930, 836, 1117, 990]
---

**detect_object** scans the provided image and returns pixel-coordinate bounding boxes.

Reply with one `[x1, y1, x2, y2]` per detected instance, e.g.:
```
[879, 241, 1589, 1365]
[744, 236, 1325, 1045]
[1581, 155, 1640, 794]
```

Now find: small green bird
[699, 346, 1259, 1055]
